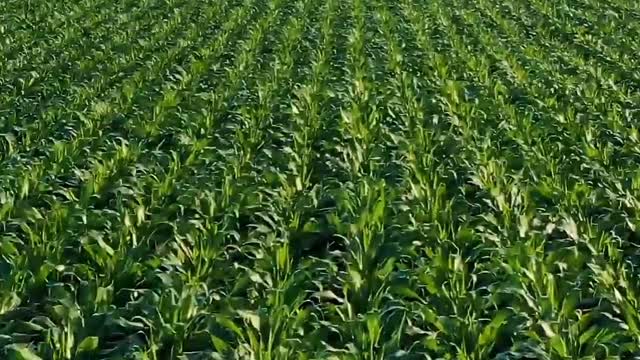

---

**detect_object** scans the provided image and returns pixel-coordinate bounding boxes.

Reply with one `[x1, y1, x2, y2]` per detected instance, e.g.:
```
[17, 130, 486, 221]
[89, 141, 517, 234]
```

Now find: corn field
[1, 0, 640, 358]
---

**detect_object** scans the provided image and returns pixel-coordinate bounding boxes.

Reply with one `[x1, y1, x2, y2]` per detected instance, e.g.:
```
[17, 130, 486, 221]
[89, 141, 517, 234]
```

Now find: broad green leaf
[6, 345, 42, 360]
[478, 310, 509, 347]
[76, 336, 99, 353]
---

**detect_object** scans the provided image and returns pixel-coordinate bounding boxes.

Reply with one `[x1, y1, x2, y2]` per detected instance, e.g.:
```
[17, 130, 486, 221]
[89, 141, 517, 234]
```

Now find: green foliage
[1, 0, 640, 358]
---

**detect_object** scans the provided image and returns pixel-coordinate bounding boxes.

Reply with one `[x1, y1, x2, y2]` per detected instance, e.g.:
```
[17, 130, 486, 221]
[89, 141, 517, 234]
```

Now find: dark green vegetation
[2, 0, 640, 358]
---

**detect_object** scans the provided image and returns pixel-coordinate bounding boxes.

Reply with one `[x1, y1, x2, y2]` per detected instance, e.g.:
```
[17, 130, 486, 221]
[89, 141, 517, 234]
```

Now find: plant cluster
[1, 0, 640, 358]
